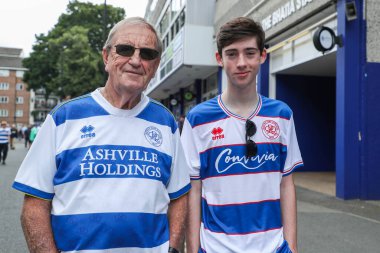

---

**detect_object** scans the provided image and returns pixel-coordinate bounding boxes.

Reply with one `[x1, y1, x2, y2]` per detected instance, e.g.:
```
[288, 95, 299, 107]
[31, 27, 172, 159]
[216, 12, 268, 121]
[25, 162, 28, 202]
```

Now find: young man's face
[216, 37, 266, 90]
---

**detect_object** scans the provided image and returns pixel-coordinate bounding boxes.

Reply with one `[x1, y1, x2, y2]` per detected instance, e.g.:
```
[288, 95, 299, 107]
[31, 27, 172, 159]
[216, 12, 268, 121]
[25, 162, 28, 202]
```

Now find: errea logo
[211, 127, 224, 140]
[80, 125, 96, 139]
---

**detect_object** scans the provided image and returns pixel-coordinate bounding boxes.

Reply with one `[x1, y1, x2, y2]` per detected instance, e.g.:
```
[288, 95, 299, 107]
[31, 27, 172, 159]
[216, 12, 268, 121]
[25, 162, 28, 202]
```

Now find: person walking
[181, 17, 303, 253]
[13, 17, 190, 253]
[0, 121, 11, 165]
[10, 124, 18, 149]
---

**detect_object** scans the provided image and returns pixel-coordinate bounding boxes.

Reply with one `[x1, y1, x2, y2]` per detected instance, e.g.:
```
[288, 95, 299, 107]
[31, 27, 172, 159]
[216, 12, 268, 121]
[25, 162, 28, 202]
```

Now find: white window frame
[0, 109, 9, 117]
[0, 82, 9, 90]
[16, 110, 23, 117]
[0, 70, 10, 77]
[0, 96, 9, 103]
[16, 96, 24, 104]
[16, 83, 24, 90]
[16, 70, 24, 78]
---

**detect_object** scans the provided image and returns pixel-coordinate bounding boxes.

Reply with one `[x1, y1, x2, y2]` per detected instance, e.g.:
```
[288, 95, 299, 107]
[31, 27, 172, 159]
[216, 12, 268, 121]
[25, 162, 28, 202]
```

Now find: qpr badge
[261, 120, 280, 140]
[144, 126, 163, 147]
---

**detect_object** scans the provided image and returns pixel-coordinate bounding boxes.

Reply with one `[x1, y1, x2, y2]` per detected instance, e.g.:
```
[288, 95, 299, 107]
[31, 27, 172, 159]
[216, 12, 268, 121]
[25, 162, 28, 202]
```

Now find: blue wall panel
[258, 56, 269, 97]
[276, 75, 335, 172]
[362, 62, 380, 199]
[336, 0, 363, 199]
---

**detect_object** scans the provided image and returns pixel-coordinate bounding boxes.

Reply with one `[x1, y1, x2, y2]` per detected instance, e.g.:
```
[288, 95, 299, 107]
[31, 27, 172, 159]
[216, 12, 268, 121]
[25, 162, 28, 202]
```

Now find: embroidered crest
[144, 126, 163, 147]
[261, 120, 280, 140]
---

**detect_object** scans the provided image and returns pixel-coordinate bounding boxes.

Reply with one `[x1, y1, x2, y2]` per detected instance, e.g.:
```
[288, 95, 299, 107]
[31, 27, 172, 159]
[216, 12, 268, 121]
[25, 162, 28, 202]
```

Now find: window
[0, 96, 9, 103]
[16, 110, 23, 117]
[16, 83, 24, 90]
[160, 7, 170, 35]
[0, 83, 9, 90]
[0, 70, 10, 77]
[16, 70, 24, 78]
[171, 0, 182, 17]
[47, 98, 57, 108]
[0, 110, 9, 117]
[16, 96, 24, 104]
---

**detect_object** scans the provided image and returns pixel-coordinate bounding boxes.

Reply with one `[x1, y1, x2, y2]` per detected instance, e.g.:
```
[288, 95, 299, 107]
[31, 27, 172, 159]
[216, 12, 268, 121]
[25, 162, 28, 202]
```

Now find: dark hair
[216, 17, 265, 56]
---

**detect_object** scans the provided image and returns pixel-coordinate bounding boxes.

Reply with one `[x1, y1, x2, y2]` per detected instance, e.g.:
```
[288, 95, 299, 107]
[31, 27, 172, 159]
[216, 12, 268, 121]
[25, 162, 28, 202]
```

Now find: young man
[181, 17, 303, 253]
[13, 17, 190, 253]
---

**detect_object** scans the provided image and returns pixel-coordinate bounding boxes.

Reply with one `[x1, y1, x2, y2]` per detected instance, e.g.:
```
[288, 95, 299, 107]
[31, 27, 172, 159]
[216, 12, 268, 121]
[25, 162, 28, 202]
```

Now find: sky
[0, 0, 148, 57]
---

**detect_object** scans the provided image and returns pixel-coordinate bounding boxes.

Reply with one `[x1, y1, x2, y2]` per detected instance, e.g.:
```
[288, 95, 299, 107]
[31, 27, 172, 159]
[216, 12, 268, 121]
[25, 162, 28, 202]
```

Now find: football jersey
[13, 89, 191, 253]
[0, 127, 10, 143]
[181, 95, 303, 253]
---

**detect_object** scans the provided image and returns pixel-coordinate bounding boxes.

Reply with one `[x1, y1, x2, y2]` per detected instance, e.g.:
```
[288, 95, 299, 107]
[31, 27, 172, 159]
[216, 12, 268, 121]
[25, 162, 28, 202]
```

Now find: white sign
[261, 0, 313, 31]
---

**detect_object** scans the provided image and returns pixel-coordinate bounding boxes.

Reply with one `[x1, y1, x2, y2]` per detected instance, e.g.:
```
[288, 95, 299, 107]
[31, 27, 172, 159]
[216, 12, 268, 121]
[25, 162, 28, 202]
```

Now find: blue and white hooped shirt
[181, 95, 303, 253]
[13, 89, 191, 253]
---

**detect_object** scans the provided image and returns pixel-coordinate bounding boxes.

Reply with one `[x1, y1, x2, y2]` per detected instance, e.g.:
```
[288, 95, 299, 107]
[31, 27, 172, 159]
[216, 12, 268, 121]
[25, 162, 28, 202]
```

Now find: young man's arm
[21, 195, 59, 253]
[280, 174, 298, 253]
[186, 180, 202, 253]
[168, 194, 188, 252]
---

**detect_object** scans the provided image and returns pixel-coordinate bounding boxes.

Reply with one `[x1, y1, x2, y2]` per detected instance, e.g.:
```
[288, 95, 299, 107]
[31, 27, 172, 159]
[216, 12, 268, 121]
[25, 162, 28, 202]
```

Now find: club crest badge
[144, 126, 163, 147]
[261, 120, 280, 140]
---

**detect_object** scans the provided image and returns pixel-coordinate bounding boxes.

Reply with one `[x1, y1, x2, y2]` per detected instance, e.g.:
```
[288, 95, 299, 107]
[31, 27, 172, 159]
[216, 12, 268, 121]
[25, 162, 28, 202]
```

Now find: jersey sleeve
[166, 128, 191, 200]
[282, 115, 303, 176]
[12, 115, 57, 200]
[180, 118, 201, 180]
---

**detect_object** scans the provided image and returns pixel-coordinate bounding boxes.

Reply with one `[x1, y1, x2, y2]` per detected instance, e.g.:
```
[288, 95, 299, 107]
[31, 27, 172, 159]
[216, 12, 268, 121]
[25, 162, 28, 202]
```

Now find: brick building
[0, 47, 30, 128]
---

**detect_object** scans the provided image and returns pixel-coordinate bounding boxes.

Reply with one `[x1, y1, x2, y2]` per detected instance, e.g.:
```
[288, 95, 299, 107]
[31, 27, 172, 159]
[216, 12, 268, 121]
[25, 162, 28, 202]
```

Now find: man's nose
[236, 53, 247, 67]
[129, 49, 142, 65]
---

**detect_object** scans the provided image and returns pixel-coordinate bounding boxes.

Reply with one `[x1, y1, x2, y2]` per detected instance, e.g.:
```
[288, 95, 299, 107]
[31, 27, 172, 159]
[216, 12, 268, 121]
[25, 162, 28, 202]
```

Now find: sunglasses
[245, 119, 258, 158]
[114, 44, 159, 61]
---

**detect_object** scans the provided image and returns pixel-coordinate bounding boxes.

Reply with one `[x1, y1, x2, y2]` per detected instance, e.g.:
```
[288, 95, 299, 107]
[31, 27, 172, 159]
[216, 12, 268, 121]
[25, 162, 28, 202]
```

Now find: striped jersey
[0, 127, 10, 143]
[181, 95, 303, 253]
[13, 89, 191, 253]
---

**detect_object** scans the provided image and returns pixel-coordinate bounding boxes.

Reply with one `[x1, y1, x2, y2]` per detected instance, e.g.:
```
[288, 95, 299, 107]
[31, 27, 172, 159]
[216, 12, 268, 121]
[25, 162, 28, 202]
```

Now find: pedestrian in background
[0, 121, 10, 165]
[28, 124, 39, 145]
[10, 124, 18, 149]
[13, 17, 190, 253]
[181, 17, 303, 253]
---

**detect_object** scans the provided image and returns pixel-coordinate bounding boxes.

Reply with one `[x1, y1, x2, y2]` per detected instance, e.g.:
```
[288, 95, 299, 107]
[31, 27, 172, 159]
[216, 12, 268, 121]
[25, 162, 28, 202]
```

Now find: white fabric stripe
[63, 241, 169, 253]
[200, 223, 284, 253]
[52, 178, 169, 215]
[202, 172, 281, 205]
[192, 116, 291, 154]
[56, 115, 173, 156]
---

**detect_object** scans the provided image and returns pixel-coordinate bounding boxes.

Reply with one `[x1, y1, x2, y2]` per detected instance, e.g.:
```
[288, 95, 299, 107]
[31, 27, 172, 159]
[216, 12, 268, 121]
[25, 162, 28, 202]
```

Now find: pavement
[1, 140, 380, 252]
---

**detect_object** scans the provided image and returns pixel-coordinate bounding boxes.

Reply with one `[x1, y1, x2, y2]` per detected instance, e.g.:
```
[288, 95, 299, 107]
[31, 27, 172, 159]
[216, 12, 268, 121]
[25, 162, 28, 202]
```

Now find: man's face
[216, 37, 266, 90]
[103, 23, 160, 94]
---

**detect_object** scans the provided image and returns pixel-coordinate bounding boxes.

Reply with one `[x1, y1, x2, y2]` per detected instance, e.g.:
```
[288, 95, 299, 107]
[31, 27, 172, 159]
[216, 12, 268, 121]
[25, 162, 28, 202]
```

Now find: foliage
[23, 0, 125, 99]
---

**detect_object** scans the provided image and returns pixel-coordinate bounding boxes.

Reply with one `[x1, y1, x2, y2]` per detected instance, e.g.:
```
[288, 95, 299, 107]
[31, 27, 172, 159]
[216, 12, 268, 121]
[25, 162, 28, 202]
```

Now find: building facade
[0, 47, 30, 128]
[145, 0, 380, 200]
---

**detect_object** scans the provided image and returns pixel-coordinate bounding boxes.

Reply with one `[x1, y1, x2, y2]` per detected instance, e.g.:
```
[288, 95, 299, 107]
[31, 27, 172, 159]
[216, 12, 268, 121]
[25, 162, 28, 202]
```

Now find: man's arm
[280, 174, 298, 253]
[186, 180, 202, 253]
[168, 193, 188, 252]
[21, 195, 59, 253]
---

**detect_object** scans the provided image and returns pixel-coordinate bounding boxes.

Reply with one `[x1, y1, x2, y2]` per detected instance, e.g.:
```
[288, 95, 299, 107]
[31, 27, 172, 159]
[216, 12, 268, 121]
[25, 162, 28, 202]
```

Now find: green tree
[23, 0, 125, 99]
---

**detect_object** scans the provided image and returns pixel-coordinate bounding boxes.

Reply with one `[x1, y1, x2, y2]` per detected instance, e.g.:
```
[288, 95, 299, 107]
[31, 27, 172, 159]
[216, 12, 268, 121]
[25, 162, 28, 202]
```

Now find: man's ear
[260, 48, 267, 64]
[215, 51, 223, 67]
[102, 48, 109, 72]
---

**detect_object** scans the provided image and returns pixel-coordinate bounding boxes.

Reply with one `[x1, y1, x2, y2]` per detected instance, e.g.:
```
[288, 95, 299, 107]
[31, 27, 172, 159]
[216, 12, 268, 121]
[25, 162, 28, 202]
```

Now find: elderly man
[13, 17, 190, 253]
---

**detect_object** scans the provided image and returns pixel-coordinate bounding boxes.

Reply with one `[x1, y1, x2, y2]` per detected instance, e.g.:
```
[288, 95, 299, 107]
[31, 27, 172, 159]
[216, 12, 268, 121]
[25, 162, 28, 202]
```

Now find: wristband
[168, 247, 180, 253]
